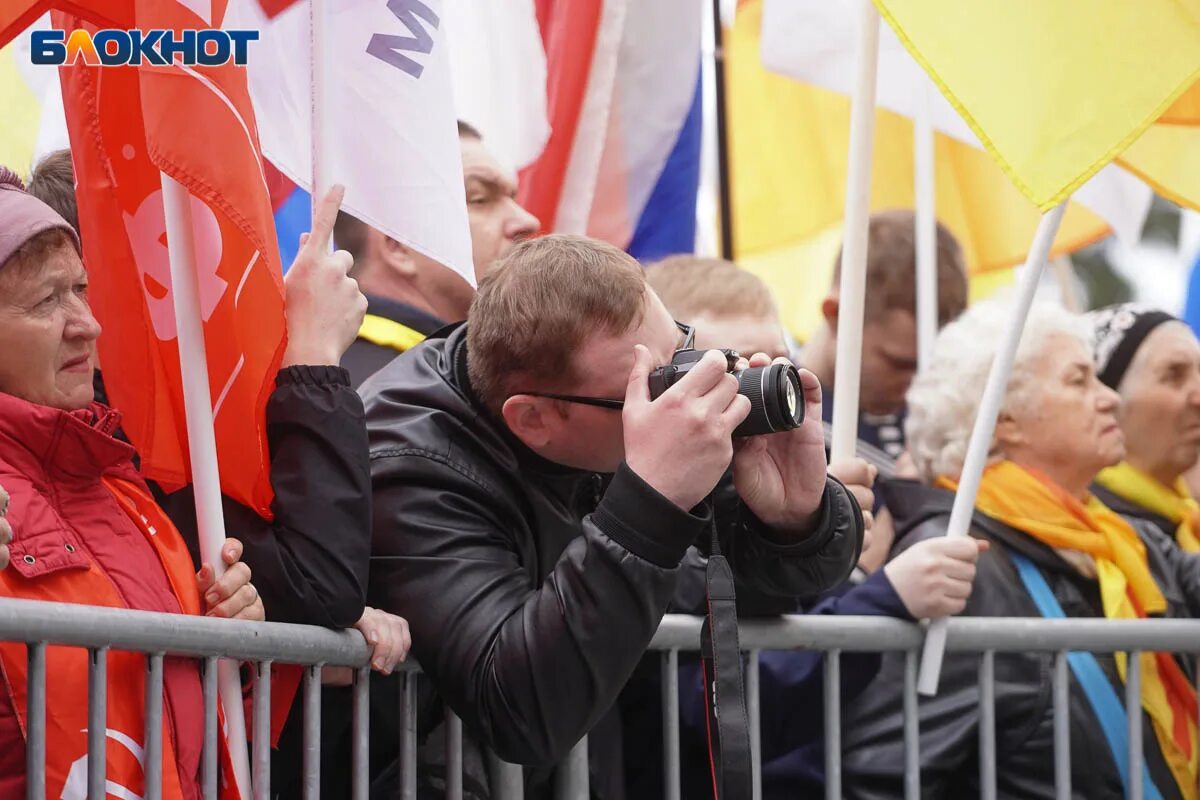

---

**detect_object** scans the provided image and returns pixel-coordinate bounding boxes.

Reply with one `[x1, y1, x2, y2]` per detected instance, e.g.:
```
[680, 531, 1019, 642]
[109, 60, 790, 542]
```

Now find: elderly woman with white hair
[841, 299, 1200, 800]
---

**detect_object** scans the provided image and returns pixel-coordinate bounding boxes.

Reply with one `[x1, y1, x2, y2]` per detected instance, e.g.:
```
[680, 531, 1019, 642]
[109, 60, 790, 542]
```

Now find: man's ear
[376, 230, 419, 278]
[821, 294, 839, 327]
[501, 394, 554, 450]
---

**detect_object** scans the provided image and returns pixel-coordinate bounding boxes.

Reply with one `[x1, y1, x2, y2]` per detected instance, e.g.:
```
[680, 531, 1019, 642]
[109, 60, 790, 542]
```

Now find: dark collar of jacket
[364, 293, 448, 338]
[0, 391, 139, 485]
[1091, 481, 1178, 541]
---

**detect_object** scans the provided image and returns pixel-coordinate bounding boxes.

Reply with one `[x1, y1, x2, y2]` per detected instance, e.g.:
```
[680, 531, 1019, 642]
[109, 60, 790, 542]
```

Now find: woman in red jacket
[0, 167, 262, 799]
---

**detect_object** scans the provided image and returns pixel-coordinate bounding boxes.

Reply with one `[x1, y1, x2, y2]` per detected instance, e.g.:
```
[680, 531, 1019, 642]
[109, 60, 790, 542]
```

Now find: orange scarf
[941, 461, 1197, 798]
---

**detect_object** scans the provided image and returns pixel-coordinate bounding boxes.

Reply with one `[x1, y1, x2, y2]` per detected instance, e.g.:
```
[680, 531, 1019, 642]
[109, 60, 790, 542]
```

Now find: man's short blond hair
[467, 234, 647, 411]
[645, 256, 778, 322]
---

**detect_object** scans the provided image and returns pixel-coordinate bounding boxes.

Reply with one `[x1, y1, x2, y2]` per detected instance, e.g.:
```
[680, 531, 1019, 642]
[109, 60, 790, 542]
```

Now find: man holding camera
[361, 234, 866, 797]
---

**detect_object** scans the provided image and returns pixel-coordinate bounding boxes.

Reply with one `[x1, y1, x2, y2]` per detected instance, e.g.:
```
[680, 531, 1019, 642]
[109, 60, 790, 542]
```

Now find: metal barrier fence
[6, 596, 1200, 800]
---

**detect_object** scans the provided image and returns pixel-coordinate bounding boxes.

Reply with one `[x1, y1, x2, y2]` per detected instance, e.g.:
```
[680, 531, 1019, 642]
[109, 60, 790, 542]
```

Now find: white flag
[235, 0, 474, 284]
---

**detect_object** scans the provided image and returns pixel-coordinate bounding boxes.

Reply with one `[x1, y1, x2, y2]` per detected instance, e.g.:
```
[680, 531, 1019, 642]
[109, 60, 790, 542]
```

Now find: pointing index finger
[305, 184, 346, 254]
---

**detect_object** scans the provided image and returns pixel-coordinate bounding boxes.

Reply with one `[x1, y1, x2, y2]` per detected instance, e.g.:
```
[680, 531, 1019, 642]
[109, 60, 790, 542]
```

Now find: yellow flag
[874, 0, 1200, 210]
[726, 0, 1107, 340]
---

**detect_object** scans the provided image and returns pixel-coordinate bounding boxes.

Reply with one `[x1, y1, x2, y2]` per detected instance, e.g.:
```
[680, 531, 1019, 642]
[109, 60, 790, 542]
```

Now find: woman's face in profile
[0, 239, 100, 411]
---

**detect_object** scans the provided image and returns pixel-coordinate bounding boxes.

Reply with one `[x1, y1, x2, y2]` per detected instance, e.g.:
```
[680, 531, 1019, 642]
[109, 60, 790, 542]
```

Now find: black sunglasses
[514, 321, 695, 411]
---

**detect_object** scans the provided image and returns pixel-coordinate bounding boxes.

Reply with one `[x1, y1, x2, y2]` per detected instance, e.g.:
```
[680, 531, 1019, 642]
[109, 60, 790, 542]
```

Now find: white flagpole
[310, 0, 331, 218]
[829, 0, 880, 464]
[160, 173, 253, 796]
[914, 84, 937, 371]
[916, 199, 1069, 696]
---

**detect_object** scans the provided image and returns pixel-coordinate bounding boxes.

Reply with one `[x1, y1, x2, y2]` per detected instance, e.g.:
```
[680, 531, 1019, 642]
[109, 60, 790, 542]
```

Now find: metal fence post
[903, 649, 920, 800]
[202, 656, 219, 800]
[352, 666, 371, 800]
[1053, 651, 1070, 799]
[662, 649, 680, 800]
[1127, 652, 1143, 800]
[87, 647, 107, 800]
[554, 736, 589, 798]
[488, 752, 525, 800]
[303, 665, 322, 800]
[399, 671, 418, 800]
[253, 661, 272, 800]
[748, 650, 761, 800]
[144, 653, 164, 800]
[26, 642, 46, 800]
[824, 650, 841, 800]
[978, 650, 996, 800]
[446, 710, 464, 800]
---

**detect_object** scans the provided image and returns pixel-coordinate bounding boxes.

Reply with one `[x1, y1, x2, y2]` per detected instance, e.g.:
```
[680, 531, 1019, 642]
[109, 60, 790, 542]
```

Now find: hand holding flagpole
[160, 174, 253, 796]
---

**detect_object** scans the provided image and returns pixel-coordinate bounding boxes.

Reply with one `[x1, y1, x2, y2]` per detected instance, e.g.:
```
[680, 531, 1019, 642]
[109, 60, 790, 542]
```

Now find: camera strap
[700, 523, 753, 800]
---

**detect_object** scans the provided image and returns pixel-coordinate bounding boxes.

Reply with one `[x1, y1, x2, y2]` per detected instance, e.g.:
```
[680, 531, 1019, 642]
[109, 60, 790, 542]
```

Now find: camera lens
[732, 363, 805, 437]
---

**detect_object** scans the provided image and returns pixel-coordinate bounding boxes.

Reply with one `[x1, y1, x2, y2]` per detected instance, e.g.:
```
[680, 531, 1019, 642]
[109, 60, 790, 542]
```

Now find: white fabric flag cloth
[236, 0, 474, 284]
[758, 0, 1154, 247]
[443, 0, 549, 173]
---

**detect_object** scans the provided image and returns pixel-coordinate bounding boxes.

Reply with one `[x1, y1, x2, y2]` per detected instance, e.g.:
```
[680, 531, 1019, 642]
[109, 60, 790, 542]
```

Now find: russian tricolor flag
[519, 0, 703, 262]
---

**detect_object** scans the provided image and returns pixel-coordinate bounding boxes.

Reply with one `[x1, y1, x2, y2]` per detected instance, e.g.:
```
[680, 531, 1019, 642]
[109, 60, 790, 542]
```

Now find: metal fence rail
[5, 596, 1200, 799]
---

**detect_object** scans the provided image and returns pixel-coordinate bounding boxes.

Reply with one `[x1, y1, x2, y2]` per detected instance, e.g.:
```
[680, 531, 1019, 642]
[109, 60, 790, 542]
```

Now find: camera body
[648, 349, 804, 437]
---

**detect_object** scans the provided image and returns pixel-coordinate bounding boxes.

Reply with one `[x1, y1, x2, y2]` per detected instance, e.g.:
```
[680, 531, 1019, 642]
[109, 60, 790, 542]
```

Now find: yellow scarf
[1097, 461, 1200, 553]
[939, 461, 1197, 797]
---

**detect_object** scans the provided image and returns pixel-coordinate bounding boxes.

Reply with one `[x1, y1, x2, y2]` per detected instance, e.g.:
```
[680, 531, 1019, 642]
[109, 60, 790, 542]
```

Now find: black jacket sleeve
[160, 366, 371, 628]
[368, 456, 708, 766]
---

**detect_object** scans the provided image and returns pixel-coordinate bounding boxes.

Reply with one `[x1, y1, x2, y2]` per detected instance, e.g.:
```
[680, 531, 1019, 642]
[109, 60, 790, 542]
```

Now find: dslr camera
[647, 349, 804, 437]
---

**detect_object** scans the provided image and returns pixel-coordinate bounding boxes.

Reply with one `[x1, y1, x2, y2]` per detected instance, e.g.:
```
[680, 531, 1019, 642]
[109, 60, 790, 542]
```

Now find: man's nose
[505, 199, 540, 241]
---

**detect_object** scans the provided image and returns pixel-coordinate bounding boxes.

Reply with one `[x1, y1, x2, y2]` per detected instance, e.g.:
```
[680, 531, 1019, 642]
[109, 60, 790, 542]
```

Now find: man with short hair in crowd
[361, 234, 867, 797]
[802, 209, 968, 461]
[337, 120, 540, 386]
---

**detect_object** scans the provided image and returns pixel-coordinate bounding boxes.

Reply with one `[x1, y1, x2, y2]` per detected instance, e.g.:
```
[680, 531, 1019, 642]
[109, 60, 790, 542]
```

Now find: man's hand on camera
[732, 354, 827, 538]
[623, 345, 751, 512]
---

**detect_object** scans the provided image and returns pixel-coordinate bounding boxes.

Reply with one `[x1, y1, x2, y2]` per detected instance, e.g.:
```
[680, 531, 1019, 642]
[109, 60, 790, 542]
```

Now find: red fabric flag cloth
[255, 0, 302, 19]
[55, 0, 285, 518]
[0, 0, 130, 48]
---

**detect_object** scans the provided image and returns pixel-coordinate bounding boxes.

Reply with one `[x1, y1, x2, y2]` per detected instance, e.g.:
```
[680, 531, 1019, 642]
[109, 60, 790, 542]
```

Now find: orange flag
[56, 0, 285, 517]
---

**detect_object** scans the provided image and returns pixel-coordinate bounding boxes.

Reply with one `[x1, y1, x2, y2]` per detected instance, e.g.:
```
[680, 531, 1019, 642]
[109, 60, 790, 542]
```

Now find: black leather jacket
[360, 324, 864, 799]
[842, 480, 1200, 800]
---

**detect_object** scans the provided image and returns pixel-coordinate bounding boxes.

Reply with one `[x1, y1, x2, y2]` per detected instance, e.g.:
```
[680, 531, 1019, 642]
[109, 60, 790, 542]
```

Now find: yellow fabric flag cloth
[1096, 462, 1200, 553]
[940, 461, 1197, 796]
[725, 0, 1113, 342]
[873, 0, 1200, 210]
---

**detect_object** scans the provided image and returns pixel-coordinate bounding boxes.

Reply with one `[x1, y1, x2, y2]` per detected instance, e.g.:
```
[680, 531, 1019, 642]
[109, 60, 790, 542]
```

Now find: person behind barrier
[802, 209, 968, 458]
[641, 256, 985, 799]
[337, 120, 540, 387]
[1088, 304, 1200, 552]
[842, 299, 1200, 799]
[0, 166, 265, 798]
[361, 234, 865, 797]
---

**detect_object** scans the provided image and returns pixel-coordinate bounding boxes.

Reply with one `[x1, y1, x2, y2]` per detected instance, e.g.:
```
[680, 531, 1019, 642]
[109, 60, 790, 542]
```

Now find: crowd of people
[1, 118, 1200, 800]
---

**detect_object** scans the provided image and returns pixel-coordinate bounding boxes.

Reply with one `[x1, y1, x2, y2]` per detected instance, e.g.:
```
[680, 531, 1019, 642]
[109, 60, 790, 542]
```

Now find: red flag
[56, 0, 285, 517]
[0, 1, 130, 48]
[255, 0, 302, 19]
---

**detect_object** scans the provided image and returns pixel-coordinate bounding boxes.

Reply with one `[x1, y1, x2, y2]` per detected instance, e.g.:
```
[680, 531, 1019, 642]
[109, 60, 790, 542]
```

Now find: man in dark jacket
[361, 234, 865, 798]
[338, 121, 540, 387]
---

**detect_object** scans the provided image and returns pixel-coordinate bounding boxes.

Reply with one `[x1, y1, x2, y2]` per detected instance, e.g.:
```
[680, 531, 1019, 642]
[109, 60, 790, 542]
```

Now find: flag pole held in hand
[160, 173, 253, 795]
[916, 199, 1069, 696]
